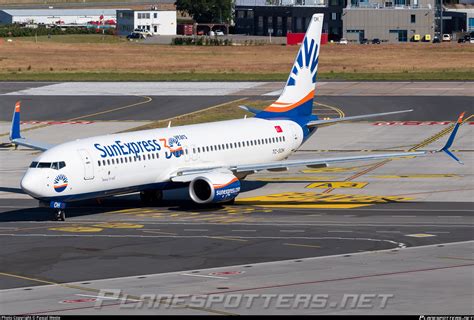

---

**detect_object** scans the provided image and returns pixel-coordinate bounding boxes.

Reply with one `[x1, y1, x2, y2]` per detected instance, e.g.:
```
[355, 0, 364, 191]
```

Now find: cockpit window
[34, 161, 66, 169]
[37, 162, 52, 168]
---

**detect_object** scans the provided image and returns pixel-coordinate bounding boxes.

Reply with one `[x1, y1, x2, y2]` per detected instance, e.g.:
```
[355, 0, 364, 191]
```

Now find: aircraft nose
[20, 171, 42, 198]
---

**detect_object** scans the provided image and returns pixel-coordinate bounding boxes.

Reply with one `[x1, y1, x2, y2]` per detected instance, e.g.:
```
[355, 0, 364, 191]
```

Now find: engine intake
[189, 172, 241, 204]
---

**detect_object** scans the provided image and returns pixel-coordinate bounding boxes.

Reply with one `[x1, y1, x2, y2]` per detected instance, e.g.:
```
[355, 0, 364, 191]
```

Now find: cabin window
[283, 136, 286, 142]
[98, 161, 101, 167]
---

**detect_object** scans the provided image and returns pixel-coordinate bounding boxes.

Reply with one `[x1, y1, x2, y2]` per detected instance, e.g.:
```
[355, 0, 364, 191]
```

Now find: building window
[237, 10, 245, 19]
[145, 13, 150, 19]
[390, 29, 408, 42]
[154, 13, 157, 18]
[286, 16, 292, 33]
[257, 16, 264, 35]
[248, 10, 254, 19]
[137, 13, 142, 19]
[411, 14, 416, 23]
[332, 13, 337, 21]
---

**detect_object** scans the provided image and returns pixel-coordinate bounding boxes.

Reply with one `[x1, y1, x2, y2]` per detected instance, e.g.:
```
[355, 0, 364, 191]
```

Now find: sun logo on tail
[287, 38, 319, 87]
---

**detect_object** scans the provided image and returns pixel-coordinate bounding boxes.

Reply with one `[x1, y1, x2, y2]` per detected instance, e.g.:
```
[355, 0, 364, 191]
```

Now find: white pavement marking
[4, 82, 262, 96]
[376, 231, 402, 233]
[280, 230, 305, 232]
[183, 229, 209, 232]
[181, 273, 228, 280]
[231, 230, 257, 232]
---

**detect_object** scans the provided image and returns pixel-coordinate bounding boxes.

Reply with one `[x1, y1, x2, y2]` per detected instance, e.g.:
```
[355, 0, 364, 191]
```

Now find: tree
[176, 0, 232, 23]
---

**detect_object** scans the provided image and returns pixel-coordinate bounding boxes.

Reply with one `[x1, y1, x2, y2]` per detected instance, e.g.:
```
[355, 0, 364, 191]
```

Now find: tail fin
[257, 13, 323, 126]
[10, 101, 22, 140]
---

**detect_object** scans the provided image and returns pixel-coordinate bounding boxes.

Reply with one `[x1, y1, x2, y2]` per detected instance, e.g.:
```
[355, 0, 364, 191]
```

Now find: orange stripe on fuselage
[15, 101, 21, 112]
[457, 112, 465, 124]
[264, 90, 315, 113]
[213, 177, 239, 189]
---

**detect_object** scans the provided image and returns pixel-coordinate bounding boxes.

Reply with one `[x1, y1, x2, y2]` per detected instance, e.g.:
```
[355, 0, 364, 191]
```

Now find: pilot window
[29, 161, 38, 168]
[37, 162, 52, 168]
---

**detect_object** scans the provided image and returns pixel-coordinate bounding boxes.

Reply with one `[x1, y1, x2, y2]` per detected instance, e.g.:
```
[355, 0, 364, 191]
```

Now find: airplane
[9, 14, 464, 221]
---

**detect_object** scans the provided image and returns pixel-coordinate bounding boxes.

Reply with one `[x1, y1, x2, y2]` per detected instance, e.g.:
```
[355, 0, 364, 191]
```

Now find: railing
[236, 0, 328, 7]
[346, 3, 432, 9]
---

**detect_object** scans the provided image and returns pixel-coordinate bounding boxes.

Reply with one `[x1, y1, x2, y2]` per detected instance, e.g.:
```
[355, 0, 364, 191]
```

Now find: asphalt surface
[0, 197, 472, 290]
[0, 95, 472, 121]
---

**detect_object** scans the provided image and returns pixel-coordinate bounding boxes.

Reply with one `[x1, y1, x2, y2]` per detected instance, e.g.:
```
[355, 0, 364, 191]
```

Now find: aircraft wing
[306, 109, 413, 127]
[171, 112, 464, 182]
[9, 101, 55, 151]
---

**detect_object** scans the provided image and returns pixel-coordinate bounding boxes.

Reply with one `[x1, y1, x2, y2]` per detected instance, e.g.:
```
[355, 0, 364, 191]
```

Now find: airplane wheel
[59, 210, 66, 221]
[53, 210, 65, 221]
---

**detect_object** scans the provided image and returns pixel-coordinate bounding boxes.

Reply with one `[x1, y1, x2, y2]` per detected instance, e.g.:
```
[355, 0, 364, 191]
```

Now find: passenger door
[77, 149, 94, 180]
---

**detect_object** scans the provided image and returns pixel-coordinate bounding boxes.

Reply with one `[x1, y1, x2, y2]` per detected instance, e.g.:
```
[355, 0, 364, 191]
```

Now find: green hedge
[172, 36, 233, 46]
[0, 25, 115, 37]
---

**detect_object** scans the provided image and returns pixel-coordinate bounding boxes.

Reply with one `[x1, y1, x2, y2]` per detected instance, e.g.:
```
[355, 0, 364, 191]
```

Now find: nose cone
[21, 171, 43, 198]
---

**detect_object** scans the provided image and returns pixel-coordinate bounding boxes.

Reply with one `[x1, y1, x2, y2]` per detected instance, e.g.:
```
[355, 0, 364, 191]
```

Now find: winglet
[238, 105, 261, 115]
[439, 112, 464, 164]
[9, 101, 22, 141]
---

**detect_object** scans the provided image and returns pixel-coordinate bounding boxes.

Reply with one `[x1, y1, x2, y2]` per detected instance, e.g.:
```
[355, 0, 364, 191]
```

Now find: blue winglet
[440, 112, 464, 164]
[9, 101, 22, 140]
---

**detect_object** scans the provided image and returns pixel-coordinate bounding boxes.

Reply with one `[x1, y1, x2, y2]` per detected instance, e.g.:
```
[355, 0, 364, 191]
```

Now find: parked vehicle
[458, 35, 470, 43]
[338, 38, 348, 45]
[127, 32, 143, 40]
[432, 36, 441, 43]
[360, 38, 369, 44]
[215, 30, 225, 36]
[134, 28, 152, 37]
[442, 34, 451, 42]
[209, 30, 215, 36]
[371, 38, 381, 44]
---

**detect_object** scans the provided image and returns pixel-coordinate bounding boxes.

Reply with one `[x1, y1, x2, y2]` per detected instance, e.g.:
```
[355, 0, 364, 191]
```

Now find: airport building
[234, 0, 346, 41]
[116, 9, 177, 35]
[342, 0, 436, 43]
[0, 9, 118, 25]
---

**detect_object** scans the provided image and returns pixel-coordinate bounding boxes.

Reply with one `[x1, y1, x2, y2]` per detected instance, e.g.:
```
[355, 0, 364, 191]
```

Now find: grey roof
[0, 9, 124, 16]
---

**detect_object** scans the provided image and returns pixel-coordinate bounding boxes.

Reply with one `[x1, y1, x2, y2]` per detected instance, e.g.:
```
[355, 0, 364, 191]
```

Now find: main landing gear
[140, 190, 163, 205]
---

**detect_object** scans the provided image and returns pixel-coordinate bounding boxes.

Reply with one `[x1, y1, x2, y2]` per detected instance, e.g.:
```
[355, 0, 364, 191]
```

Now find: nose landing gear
[54, 209, 66, 221]
[49, 201, 66, 221]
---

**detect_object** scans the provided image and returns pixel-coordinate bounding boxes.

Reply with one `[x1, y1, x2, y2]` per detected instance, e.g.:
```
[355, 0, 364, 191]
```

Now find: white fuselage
[21, 118, 304, 202]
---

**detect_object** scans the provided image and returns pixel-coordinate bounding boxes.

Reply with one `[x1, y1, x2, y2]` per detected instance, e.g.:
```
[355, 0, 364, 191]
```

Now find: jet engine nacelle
[189, 172, 241, 204]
